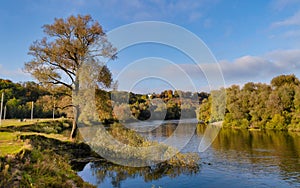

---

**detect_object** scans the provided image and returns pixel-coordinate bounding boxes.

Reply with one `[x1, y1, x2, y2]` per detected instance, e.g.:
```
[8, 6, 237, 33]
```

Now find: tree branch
[47, 75, 73, 89]
[36, 52, 76, 84]
[56, 104, 75, 110]
[48, 61, 76, 83]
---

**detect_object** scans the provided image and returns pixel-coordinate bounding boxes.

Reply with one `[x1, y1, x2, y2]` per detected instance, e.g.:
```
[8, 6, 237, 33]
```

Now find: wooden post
[52, 95, 55, 120]
[53, 103, 55, 120]
[3, 105, 6, 120]
[0, 93, 4, 125]
[31, 101, 34, 121]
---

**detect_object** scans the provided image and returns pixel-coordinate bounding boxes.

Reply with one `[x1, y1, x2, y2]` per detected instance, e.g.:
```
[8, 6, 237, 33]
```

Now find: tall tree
[24, 15, 116, 139]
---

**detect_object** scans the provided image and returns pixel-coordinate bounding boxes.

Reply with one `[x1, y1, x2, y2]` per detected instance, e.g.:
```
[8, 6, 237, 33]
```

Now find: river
[78, 120, 300, 187]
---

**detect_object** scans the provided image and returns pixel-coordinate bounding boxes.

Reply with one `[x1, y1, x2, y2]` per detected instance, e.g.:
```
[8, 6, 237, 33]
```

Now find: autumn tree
[271, 74, 300, 89]
[214, 74, 300, 130]
[24, 15, 116, 139]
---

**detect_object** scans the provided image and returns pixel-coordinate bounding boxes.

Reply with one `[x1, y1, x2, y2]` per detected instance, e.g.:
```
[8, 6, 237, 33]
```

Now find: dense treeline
[0, 78, 209, 122]
[199, 74, 300, 131]
[96, 89, 208, 123]
[0, 79, 69, 119]
[5, 74, 300, 131]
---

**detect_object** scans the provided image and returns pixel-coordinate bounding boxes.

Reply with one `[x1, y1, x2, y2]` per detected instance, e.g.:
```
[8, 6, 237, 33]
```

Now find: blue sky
[1, 0, 300, 93]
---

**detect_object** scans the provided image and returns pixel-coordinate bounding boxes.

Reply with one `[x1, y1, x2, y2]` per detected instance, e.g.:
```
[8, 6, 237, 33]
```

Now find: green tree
[222, 75, 300, 130]
[271, 74, 299, 89]
[290, 86, 300, 131]
[35, 95, 55, 118]
[24, 15, 116, 139]
[266, 113, 287, 130]
[210, 89, 226, 122]
[6, 98, 29, 119]
[198, 98, 211, 123]
[249, 83, 271, 128]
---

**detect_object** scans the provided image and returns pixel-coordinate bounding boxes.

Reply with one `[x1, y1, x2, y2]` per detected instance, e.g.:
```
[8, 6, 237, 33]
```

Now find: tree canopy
[24, 15, 117, 138]
[198, 74, 300, 131]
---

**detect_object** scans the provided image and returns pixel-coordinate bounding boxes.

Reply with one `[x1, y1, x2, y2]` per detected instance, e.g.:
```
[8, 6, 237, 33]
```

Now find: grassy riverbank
[0, 119, 96, 187]
[0, 119, 200, 187]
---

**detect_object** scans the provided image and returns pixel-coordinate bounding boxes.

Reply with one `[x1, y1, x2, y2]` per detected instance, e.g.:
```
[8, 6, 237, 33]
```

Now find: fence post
[0, 92, 4, 125]
[31, 101, 34, 121]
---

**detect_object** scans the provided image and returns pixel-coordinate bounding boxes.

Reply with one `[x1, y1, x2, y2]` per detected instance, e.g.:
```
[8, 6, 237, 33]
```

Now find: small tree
[25, 15, 116, 139]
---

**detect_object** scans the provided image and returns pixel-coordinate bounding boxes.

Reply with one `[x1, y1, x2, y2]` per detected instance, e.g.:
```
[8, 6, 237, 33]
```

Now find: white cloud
[0, 64, 33, 82]
[111, 49, 300, 92]
[282, 29, 300, 38]
[165, 49, 300, 88]
[265, 49, 300, 68]
[219, 49, 300, 85]
[271, 10, 300, 27]
[219, 56, 275, 80]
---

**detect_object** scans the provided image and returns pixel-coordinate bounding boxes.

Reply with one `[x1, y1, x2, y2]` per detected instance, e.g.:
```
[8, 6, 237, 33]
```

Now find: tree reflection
[196, 124, 300, 184]
[89, 160, 200, 187]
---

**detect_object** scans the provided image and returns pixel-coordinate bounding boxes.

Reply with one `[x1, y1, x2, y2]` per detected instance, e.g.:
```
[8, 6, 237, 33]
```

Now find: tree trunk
[70, 105, 79, 139]
[70, 78, 80, 140]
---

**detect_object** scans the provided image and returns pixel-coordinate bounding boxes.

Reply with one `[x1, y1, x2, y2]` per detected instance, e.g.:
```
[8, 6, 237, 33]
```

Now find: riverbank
[0, 119, 200, 187]
[0, 119, 98, 187]
[208, 120, 300, 132]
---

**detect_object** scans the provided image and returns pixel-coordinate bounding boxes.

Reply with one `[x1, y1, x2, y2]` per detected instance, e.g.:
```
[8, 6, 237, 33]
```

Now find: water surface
[78, 120, 300, 187]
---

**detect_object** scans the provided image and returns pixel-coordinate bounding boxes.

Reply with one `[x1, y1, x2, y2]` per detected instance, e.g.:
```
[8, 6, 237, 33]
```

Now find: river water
[78, 120, 300, 187]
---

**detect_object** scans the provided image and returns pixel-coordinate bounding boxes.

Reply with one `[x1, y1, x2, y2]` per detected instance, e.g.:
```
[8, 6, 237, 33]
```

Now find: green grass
[21, 132, 70, 141]
[0, 120, 199, 187]
[0, 118, 72, 158]
[0, 118, 64, 128]
[0, 142, 25, 157]
[0, 131, 72, 158]
[0, 148, 95, 187]
[0, 120, 95, 187]
[0, 132, 31, 157]
[0, 132, 17, 140]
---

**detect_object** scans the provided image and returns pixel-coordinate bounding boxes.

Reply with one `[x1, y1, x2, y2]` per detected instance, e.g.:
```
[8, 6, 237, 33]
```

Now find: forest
[0, 79, 71, 119]
[2, 74, 300, 132]
[199, 74, 300, 131]
[0, 78, 208, 122]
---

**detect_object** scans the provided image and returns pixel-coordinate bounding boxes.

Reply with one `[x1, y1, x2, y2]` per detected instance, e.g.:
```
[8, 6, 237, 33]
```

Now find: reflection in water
[198, 124, 221, 152]
[79, 121, 300, 187]
[207, 128, 300, 185]
[83, 161, 199, 188]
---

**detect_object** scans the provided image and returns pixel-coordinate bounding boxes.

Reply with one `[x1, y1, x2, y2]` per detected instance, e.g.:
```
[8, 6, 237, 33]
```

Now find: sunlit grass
[21, 132, 70, 141]
[0, 119, 72, 158]
[0, 132, 17, 140]
[0, 118, 64, 127]
[0, 142, 25, 157]
[0, 132, 31, 157]
[0, 142, 95, 187]
[0, 131, 70, 158]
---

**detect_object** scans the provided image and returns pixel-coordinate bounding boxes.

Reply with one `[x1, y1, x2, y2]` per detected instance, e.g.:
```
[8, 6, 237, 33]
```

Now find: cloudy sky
[1, 0, 300, 93]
